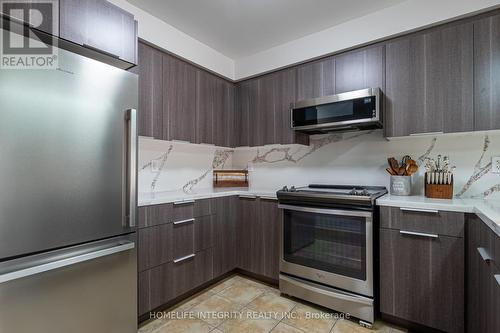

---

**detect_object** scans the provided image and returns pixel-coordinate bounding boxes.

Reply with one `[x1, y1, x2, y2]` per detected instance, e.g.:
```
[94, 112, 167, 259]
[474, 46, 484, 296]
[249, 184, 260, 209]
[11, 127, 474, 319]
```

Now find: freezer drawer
[0, 236, 137, 333]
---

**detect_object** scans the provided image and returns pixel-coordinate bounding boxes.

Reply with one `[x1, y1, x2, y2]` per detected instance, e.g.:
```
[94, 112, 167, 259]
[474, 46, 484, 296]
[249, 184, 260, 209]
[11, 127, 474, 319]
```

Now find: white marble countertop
[377, 194, 500, 237]
[138, 187, 278, 206]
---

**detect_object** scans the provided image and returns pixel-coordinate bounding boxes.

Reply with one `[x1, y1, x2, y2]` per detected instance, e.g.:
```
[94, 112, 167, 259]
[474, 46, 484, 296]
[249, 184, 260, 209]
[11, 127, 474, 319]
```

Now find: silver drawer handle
[259, 196, 277, 201]
[173, 218, 195, 225]
[477, 247, 493, 263]
[174, 200, 195, 205]
[495, 275, 500, 287]
[400, 208, 439, 214]
[173, 254, 195, 263]
[239, 195, 257, 199]
[400, 230, 439, 238]
[409, 131, 443, 137]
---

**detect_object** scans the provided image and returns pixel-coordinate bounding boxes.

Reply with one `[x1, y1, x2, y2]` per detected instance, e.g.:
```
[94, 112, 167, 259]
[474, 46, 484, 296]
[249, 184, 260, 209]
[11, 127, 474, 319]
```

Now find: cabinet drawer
[172, 219, 195, 261]
[172, 199, 213, 221]
[138, 204, 171, 228]
[380, 206, 465, 237]
[172, 248, 213, 298]
[137, 224, 173, 272]
[138, 262, 173, 315]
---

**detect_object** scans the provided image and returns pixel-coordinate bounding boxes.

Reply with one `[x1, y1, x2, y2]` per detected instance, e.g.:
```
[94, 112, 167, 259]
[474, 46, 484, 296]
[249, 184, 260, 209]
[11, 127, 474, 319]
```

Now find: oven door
[279, 204, 373, 297]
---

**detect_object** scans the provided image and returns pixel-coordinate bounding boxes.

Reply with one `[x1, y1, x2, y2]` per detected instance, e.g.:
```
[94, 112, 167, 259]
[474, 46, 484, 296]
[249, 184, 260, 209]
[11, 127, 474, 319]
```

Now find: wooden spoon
[386, 167, 397, 175]
[388, 157, 399, 175]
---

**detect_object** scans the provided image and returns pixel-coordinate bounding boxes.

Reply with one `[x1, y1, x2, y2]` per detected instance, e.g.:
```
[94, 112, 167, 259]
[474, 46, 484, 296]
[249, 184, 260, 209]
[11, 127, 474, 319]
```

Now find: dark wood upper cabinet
[334, 44, 385, 94]
[235, 68, 309, 147]
[137, 42, 163, 138]
[60, 0, 137, 64]
[163, 55, 197, 142]
[385, 22, 473, 137]
[257, 74, 276, 146]
[197, 73, 235, 146]
[474, 13, 500, 131]
[213, 79, 235, 147]
[235, 79, 260, 147]
[296, 57, 335, 101]
[195, 70, 215, 144]
[273, 68, 309, 146]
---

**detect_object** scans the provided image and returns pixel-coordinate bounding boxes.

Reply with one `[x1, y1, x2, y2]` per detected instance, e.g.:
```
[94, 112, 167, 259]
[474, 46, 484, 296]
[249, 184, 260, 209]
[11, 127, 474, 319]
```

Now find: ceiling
[126, 0, 406, 59]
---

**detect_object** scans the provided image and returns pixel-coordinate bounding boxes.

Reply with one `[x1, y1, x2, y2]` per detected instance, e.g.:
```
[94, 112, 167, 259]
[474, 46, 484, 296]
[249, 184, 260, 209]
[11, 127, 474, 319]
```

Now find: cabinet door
[474, 14, 500, 131]
[296, 57, 335, 101]
[59, 0, 88, 45]
[467, 215, 500, 333]
[385, 22, 473, 137]
[164, 55, 197, 142]
[137, 42, 163, 138]
[257, 74, 276, 146]
[334, 45, 385, 94]
[380, 229, 464, 332]
[213, 78, 235, 147]
[237, 197, 260, 272]
[259, 198, 281, 280]
[273, 68, 309, 146]
[235, 80, 259, 147]
[195, 70, 214, 144]
[60, 0, 137, 64]
[214, 197, 237, 277]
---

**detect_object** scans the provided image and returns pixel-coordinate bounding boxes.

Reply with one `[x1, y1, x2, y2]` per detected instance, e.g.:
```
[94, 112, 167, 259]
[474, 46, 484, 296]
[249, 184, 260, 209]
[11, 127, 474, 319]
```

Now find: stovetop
[277, 184, 388, 209]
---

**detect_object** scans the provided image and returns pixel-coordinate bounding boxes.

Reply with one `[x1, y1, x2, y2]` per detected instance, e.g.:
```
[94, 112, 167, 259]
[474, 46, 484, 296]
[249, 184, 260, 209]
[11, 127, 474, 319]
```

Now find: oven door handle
[278, 204, 373, 218]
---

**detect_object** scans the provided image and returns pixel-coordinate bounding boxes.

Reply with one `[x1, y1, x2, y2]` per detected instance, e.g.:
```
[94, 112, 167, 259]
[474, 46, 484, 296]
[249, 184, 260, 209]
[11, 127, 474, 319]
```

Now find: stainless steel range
[277, 184, 387, 326]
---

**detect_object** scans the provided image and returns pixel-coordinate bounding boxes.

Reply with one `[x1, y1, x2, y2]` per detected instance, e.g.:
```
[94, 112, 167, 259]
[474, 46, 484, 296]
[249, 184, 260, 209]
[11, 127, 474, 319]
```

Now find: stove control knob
[290, 186, 297, 192]
[282, 186, 289, 192]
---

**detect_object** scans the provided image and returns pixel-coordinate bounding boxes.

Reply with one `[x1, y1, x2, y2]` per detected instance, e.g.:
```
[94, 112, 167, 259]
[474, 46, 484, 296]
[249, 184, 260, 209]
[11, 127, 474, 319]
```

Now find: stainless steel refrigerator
[0, 21, 138, 333]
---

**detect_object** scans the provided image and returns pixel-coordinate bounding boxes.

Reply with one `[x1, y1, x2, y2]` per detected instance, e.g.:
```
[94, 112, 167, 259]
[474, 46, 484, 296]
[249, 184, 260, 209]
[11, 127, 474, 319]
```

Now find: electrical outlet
[151, 160, 160, 172]
[492, 156, 500, 174]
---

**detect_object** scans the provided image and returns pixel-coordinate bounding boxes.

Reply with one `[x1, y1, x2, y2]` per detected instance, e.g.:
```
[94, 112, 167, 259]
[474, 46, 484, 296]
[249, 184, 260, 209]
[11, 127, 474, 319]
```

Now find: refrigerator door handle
[125, 109, 137, 228]
[0, 241, 135, 284]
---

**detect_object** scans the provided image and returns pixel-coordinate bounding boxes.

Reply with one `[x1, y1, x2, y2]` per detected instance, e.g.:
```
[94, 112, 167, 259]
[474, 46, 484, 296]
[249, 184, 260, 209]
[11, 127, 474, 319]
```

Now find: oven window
[283, 210, 367, 280]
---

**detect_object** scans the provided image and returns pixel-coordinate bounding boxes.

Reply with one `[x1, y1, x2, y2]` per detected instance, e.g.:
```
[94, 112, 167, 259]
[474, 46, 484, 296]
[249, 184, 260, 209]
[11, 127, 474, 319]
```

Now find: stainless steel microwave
[291, 88, 382, 133]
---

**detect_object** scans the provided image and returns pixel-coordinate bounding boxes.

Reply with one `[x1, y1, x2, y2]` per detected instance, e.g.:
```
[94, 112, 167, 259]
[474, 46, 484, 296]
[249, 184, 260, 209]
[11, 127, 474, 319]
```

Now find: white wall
[108, 0, 235, 79]
[234, 0, 500, 79]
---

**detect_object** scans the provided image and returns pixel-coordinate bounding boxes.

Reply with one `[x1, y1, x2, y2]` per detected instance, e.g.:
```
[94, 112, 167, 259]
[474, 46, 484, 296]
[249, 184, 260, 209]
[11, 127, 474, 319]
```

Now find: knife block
[425, 173, 453, 199]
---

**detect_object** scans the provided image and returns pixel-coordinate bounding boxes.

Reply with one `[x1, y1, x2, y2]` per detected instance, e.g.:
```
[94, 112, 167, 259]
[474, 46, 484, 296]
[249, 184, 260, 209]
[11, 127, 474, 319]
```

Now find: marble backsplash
[138, 130, 500, 200]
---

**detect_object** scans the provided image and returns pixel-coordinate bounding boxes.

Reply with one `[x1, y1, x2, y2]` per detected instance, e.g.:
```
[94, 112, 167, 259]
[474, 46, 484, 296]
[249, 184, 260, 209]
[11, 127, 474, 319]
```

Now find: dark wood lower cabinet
[380, 228, 464, 333]
[259, 198, 281, 280]
[138, 196, 282, 317]
[237, 196, 281, 280]
[214, 197, 238, 277]
[467, 215, 500, 333]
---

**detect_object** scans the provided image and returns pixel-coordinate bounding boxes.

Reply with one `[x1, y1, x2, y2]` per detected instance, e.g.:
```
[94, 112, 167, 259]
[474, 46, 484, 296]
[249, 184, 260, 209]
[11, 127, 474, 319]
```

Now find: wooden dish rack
[213, 170, 248, 188]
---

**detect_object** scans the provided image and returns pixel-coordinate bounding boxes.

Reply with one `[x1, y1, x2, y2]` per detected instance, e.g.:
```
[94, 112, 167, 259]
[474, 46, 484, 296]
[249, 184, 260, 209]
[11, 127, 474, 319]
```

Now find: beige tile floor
[139, 275, 407, 333]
